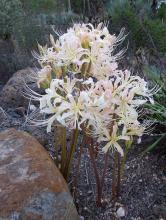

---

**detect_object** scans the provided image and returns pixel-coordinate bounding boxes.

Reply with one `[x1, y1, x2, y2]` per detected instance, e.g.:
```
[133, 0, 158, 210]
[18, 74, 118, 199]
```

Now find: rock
[116, 207, 126, 218]
[0, 81, 4, 92]
[0, 67, 38, 109]
[153, 205, 166, 218]
[0, 128, 79, 220]
[25, 125, 52, 147]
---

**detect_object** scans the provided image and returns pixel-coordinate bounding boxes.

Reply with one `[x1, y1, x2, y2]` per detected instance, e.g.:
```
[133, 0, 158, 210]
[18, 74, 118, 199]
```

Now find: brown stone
[0, 128, 79, 220]
[0, 68, 39, 109]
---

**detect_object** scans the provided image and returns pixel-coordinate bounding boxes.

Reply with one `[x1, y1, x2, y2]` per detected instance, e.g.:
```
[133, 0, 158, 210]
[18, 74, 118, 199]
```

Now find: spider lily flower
[33, 22, 124, 79]
[97, 124, 130, 156]
[56, 91, 90, 130]
[37, 65, 52, 88]
[50, 76, 83, 97]
[35, 77, 90, 131]
[34, 47, 58, 66]
[58, 36, 88, 68]
[28, 22, 157, 157]
[124, 124, 145, 137]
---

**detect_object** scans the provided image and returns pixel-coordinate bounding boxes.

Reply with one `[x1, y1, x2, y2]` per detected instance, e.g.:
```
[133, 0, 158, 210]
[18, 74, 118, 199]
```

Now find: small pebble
[29, 104, 36, 111]
[116, 207, 125, 218]
[87, 190, 92, 194]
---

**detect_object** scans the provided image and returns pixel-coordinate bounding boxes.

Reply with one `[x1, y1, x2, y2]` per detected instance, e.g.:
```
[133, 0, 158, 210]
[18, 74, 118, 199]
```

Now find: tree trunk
[151, 0, 158, 15]
[68, 0, 71, 12]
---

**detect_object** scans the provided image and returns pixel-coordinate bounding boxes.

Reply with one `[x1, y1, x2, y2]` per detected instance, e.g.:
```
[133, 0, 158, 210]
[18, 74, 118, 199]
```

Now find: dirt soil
[71, 136, 166, 220]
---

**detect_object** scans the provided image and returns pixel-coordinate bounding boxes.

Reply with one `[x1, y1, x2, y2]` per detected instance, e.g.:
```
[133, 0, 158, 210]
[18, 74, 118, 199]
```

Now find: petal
[47, 115, 57, 132]
[102, 142, 111, 153]
[119, 135, 130, 141]
[114, 142, 124, 157]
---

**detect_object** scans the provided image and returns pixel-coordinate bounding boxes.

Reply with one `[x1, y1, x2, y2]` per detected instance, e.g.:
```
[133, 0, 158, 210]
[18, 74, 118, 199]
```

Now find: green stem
[116, 153, 121, 197]
[72, 134, 86, 197]
[120, 141, 131, 178]
[88, 138, 102, 206]
[61, 127, 67, 174]
[54, 126, 59, 167]
[101, 151, 109, 194]
[112, 152, 118, 199]
[116, 141, 132, 197]
[63, 127, 79, 180]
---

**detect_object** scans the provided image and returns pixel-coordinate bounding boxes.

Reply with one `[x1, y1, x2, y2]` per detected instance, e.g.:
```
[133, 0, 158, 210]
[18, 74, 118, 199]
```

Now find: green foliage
[107, 0, 166, 54]
[20, 0, 59, 12]
[71, 0, 83, 12]
[144, 18, 166, 55]
[0, 0, 82, 76]
[142, 134, 166, 155]
[0, 0, 23, 38]
[13, 16, 50, 50]
[142, 66, 166, 154]
[144, 65, 166, 99]
[157, 3, 166, 21]
[144, 66, 166, 125]
[108, 1, 147, 49]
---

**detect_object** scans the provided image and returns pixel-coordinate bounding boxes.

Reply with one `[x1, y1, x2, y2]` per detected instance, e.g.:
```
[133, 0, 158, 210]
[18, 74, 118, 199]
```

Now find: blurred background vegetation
[0, 0, 166, 83]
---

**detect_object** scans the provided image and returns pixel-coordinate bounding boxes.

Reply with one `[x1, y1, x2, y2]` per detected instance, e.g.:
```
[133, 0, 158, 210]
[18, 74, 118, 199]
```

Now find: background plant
[106, 0, 166, 55]
[142, 65, 166, 154]
[1, 0, 166, 81]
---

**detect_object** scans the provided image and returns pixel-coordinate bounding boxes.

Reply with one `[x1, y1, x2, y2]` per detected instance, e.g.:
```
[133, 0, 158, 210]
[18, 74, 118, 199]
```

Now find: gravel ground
[71, 136, 166, 220]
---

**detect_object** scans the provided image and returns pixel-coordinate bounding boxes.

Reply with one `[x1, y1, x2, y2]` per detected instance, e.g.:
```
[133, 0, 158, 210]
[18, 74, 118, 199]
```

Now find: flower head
[29, 22, 156, 156]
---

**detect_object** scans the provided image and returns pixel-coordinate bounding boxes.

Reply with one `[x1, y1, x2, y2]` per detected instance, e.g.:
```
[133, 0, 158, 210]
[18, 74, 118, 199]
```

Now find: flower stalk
[60, 127, 67, 173]
[88, 138, 102, 206]
[112, 152, 118, 199]
[100, 151, 109, 197]
[63, 126, 79, 180]
[116, 153, 121, 197]
[72, 134, 86, 197]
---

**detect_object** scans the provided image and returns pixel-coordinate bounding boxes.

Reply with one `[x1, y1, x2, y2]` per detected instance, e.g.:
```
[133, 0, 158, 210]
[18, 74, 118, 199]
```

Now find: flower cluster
[33, 23, 122, 82]
[31, 23, 156, 156]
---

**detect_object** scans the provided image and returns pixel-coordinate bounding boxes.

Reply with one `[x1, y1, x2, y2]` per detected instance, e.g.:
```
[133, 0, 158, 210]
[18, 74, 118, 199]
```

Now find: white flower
[37, 65, 52, 88]
[98, 124, 130, 156]
[29, 22, 156, 156]
[56, 91, 89, 130]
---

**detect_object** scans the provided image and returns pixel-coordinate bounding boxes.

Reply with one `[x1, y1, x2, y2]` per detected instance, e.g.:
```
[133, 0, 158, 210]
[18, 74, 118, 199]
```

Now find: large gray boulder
[0, 128, 79, 220]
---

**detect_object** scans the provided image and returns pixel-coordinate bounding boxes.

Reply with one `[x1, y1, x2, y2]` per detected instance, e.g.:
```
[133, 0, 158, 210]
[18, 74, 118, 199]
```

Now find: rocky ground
[0, 68, 166, 220]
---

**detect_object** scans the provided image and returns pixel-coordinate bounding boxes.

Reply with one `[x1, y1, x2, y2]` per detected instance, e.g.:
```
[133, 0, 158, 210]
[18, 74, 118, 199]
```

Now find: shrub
[144, 65, 166, 124]
[0, 0, 23, 39]
[144, 18, 166, 55]
[20, 0, 60, 12]
[157, 2, 166, 21]
[142, 65, 166, 154]
[107, 0, 166, 54]
[107, 0, 148, 50]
